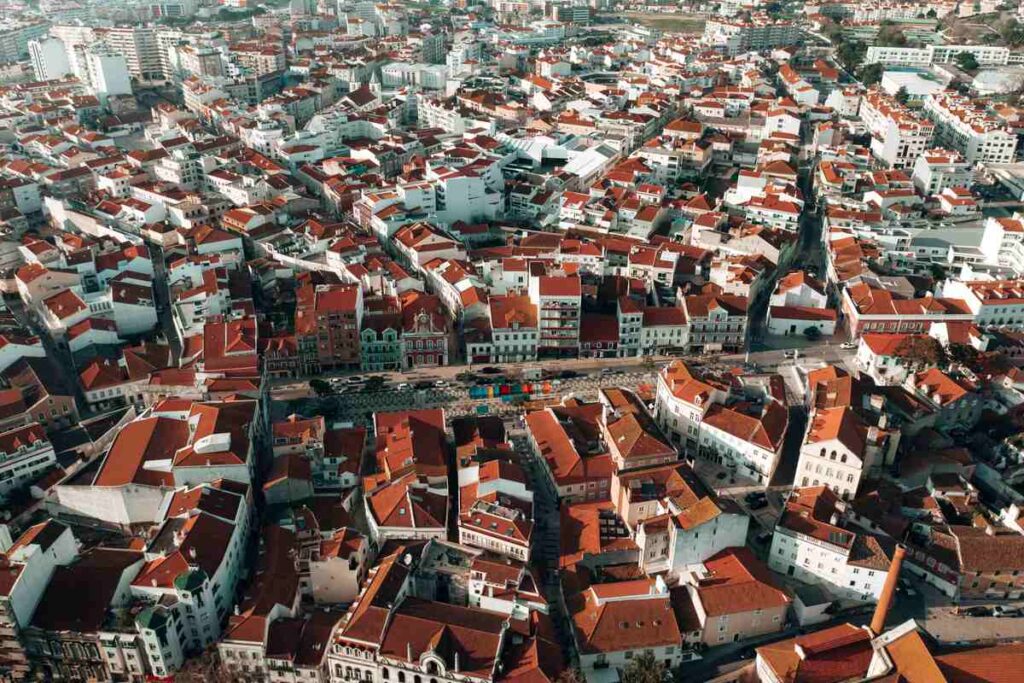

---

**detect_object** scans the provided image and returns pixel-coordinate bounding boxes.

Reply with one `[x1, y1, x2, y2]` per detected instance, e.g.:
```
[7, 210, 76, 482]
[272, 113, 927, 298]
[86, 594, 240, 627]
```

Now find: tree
[804, 326, 822, 341]
[927, 8, 938, 18]
[556, 668, 586, 683]
[363, 376, 386, 393]
[309, 378, 332, 396]
[895, 336, 947, 372]
[955, 51, 980, 72]
[837, 39, 867, 72]
[858, 62, 884, 86]
[876, 24, 908, 47]
[895, 86, 910, 104]
[620, 651, 666, 683]
[176, 649, 232, 683]
[948, 343, 981, 369]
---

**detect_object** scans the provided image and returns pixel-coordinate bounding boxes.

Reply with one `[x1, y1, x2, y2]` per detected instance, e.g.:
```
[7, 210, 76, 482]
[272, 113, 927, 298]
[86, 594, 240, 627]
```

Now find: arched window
[819, 448, 826, 457]
[383, 670, 390, 681]
[840, 454, 847, 464]
[415, 675, 422, 683]
[399, 672, 406, 683]
[830, 451, 837, 460]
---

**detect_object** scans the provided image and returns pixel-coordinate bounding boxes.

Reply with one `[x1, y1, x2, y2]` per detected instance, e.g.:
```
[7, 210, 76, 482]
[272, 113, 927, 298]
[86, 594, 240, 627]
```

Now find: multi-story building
[360, 296, 403, 372]
[529, 274, 581, 359]
[682, 547, 790, 647]
[864, 44, 1010, 68]
[767, 487, 896, 603]
[23, 547, 146, 681]
[28, 37, 71, 81]
[295, 283, 363, 371]
[654, 360, 730, 454]
[620, 462, 750, 575]
[599, 387, 677, 473]
[84, 50, 133, 99]
[699, 399, 788, 486]
[0, 520, 79, 681]
[230, 43, 286, 76]
[488, 294, 538, 363]
[177, 44, 225, 79]
[859, 90, 934, 168]
[911, 148, 973, 195]
[941, 279, 1024, 328]
[681, 294, 748, 353]
[95, 26, 165, 82]
[794, 407, 888, 500]
[703, 17, 802, 56]
[0, 424, 56, 501]
[401, 294, 449, 369]
[571, 575, 686, 678]
[923, 93, 1017, 165]
[841, 282, 975, 337]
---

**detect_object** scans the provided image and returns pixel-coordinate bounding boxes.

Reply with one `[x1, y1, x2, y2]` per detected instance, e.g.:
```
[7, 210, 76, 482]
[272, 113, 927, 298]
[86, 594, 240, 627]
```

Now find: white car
[396, 382, 409, 391]
[840, 341, 857, 350]
[783, 350, 798, 359]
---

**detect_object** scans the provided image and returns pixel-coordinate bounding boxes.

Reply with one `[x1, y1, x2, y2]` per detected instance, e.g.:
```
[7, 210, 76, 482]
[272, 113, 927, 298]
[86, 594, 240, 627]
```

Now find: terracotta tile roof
[570, 580, 680, 654]
[93, 416, 189, 487]
[366, 472, 447, 530]
[525, 404, 613, 488]
[911, 368, 974, 407]
[340, 547, 413, 645]
[559, 502, 636, 568]
[756, 623, 873, 683]
[32, 548, 143, 632]
[695, 547, 790, 616]
[380, 597, 505, 677]
[805, 407, 869, 458]
[374, 409, 447, 481]
[703, 400, 788, 451]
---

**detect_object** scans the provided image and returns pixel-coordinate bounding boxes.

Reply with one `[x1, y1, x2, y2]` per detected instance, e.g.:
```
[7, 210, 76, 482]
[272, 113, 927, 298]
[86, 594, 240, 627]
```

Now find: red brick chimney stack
[870, 545, 906, 635]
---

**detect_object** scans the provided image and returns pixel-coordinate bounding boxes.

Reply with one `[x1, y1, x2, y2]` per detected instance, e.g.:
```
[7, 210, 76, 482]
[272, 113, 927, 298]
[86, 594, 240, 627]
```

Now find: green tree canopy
[955, 51, 980, 71]
[620, 652, 667, 683]
[859, 62, 884, 85]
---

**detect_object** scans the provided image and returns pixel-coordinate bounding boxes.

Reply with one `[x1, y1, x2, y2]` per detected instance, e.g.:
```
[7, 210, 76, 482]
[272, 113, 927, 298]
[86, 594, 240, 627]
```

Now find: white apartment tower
[28, 37, 71, 81]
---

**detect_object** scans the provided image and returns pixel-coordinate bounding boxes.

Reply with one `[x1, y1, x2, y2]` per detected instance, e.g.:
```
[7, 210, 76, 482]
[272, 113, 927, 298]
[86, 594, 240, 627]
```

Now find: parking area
[913, 583, 1024, 643]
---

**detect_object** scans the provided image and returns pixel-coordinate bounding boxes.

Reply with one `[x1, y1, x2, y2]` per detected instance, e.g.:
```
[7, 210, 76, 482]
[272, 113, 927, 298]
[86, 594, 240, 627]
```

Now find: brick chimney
[870, 545, 906, 635]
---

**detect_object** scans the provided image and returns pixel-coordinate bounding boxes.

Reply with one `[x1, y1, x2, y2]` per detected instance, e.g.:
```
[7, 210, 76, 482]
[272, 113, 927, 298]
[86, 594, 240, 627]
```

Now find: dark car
[748, 498, 769, 510]
[559, 370, 579, 379]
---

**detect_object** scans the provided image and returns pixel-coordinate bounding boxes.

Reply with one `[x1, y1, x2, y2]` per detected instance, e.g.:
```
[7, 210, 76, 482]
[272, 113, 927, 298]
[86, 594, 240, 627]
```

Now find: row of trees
[557, 652, 669, 683]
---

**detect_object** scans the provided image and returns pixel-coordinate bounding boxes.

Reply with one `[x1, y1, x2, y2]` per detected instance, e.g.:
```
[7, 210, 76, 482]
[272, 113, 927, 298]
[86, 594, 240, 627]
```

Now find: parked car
[962, 606, 993, 617]
[480, 366, 502, 374]
[840, 342, 857, 350]
[993, 605, 1019, 618]
[396, 383, 409, 391]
